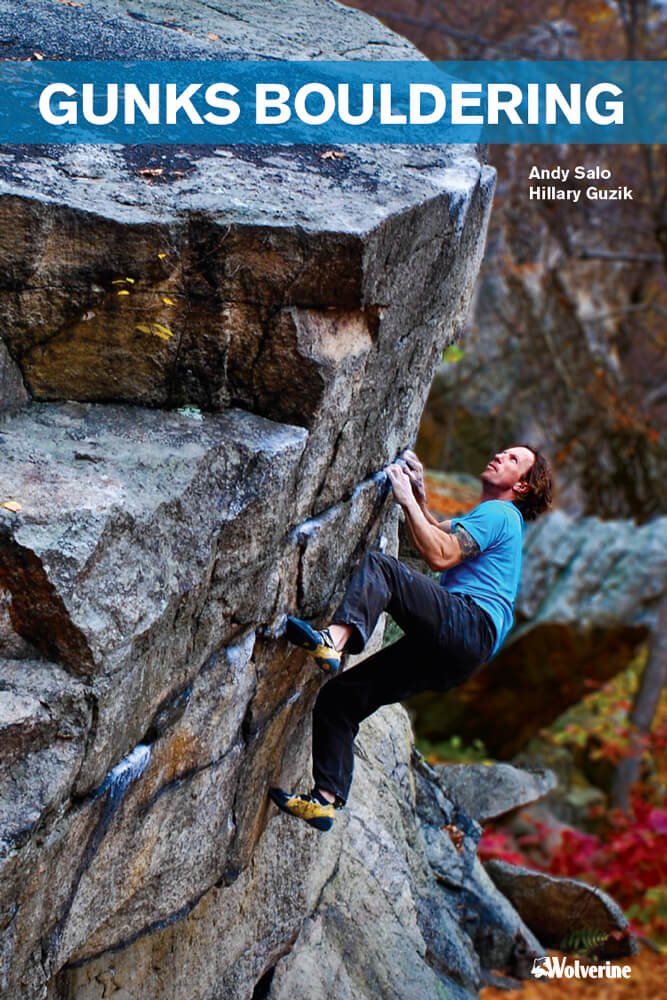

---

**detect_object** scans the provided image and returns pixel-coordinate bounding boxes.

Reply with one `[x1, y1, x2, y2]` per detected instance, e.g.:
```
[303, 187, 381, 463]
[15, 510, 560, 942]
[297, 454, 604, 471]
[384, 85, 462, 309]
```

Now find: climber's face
[481, 446, 535, 498]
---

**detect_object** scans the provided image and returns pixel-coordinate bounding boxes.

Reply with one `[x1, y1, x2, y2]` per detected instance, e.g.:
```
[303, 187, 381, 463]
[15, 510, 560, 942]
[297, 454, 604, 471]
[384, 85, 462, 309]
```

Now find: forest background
[344, 0, 667, 989]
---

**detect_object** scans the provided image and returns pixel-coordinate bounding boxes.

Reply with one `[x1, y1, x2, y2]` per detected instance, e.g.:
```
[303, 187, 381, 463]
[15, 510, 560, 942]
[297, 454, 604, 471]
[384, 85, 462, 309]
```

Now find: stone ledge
[485, 860, 637, 959]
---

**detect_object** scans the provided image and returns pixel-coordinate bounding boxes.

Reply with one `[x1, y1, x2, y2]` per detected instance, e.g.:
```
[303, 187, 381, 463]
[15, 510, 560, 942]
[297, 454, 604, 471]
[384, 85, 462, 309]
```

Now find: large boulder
[0, 2, 504, 997]
[437, 764, 557, 823]
[58, 708, 544, 1000]
[485, 860, 637, 960]
[0, 1, 495, 521]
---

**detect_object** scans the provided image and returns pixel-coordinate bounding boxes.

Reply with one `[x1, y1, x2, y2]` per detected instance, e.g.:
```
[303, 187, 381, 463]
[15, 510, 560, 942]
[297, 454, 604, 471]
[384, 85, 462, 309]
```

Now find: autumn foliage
[479, 793, 667, 942]
[348, 0, 667, 975]
[478, 670, 667, 944]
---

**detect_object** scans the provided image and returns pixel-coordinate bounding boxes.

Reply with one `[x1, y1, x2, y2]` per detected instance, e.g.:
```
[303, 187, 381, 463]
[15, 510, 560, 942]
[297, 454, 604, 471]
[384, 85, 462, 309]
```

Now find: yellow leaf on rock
[152, 323, 174, 338]
[0, 500, 22, 512]
[136, 322, 174, 342]
[162, 297, 176, 306]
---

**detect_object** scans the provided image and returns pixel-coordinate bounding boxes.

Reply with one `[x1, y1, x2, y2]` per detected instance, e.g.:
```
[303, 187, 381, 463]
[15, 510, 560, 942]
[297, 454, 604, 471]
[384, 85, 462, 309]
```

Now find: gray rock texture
[0, 0, 415, 63]
[438, 764, 557, 823]
[0, 403, 310, 791]
[0, 657, 92, 856]
[0, 2, 565, 998]
[517, 509, 667, 633]
[485, 860, 637, 960]
[57, 709, 544, 1000]
[413, 755, 544, 981]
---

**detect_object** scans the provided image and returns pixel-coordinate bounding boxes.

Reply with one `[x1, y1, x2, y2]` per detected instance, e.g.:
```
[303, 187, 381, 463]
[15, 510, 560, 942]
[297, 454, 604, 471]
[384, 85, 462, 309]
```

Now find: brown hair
[513, 446, 554, 521]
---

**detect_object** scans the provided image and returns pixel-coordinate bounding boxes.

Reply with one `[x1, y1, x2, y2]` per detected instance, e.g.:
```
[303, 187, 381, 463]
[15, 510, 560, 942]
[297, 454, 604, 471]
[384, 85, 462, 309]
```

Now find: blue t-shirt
[440, 500, 524, 657]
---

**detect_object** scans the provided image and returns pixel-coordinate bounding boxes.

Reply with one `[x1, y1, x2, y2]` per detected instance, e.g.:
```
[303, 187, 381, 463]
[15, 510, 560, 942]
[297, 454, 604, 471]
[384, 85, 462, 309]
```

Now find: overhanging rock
[485, 860, 637, 960]
[0, 154, 494, 516]
[0, 1, 500, 997]
[0, 4, 495, 520]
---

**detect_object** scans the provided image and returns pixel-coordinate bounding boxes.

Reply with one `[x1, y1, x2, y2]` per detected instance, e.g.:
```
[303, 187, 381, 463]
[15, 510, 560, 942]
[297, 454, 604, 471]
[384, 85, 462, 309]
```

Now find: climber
[269, 445, 553, 832]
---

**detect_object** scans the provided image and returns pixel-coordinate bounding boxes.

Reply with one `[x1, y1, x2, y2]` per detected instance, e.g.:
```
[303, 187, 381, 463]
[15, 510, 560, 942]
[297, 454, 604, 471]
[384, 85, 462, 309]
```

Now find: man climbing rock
[269, 445, 553, 831]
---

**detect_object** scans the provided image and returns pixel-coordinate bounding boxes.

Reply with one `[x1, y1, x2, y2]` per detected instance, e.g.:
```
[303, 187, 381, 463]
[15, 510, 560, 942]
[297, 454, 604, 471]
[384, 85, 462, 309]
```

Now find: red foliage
[477, 830, 527, 867]
[479, 793, 667, 939]
[556, 798, 667, 902]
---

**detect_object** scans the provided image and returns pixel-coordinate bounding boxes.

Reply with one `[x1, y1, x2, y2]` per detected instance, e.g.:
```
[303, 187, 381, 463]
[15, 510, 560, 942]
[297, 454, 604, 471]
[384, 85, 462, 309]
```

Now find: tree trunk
[610, 593, 667, 812]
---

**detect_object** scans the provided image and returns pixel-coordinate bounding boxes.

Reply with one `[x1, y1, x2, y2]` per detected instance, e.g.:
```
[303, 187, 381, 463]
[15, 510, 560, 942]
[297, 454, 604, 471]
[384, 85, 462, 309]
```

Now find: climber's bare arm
[386, 465, 480, 572]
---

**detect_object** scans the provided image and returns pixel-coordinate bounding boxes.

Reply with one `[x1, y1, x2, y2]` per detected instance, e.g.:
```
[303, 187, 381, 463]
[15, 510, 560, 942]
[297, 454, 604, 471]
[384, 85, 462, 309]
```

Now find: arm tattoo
[452, 524, 481, 561]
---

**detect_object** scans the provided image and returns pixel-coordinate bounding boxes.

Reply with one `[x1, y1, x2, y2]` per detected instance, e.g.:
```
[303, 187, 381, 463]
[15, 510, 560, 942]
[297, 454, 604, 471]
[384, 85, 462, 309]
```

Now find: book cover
[0, 1, 664, 997]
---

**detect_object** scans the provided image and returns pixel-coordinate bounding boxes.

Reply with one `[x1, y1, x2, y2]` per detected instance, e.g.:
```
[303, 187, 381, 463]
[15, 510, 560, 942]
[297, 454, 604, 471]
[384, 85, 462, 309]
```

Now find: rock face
[58, 711, 545, 1000]
[0, 2, 508, 997]
[485, 860, 637, 960]
[438, 764, 557, 823]
[0, 658, 91, 857]
[0, 340, 28, 413]
[409, 510, 666, 756]
[1, 402, 312, 792]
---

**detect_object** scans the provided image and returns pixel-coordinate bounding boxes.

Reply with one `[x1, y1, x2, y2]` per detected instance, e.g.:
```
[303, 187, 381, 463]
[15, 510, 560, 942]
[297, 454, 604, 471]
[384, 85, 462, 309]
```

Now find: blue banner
[0, 60, 664, 144]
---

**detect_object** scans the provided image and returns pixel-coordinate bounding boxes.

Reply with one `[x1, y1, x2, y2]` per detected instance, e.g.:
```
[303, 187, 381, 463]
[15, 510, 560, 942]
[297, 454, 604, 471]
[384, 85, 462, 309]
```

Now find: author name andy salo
[528, 164, 633, 202]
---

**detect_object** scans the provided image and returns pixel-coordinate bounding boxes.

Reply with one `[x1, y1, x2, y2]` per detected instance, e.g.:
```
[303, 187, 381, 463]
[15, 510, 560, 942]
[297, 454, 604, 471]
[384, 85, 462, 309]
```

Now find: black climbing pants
[312, 550, 495, 803]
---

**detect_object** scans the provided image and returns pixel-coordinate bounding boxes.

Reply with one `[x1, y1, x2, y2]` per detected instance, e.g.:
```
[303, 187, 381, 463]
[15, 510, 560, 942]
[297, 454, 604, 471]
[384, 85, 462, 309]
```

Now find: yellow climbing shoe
[285, 616, 342, 675]
[268, 787, 336, 832]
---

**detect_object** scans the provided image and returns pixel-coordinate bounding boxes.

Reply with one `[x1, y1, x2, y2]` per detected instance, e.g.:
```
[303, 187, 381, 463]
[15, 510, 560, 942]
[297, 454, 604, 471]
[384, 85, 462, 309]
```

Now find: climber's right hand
[400, 449, 426, 506]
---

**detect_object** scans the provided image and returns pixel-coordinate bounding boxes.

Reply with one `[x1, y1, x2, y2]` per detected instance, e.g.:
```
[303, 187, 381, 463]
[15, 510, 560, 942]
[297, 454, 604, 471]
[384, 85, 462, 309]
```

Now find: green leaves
[560, 927, 612, 956]
[442, 344, 465, 364]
